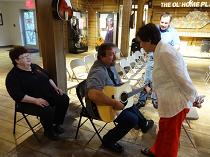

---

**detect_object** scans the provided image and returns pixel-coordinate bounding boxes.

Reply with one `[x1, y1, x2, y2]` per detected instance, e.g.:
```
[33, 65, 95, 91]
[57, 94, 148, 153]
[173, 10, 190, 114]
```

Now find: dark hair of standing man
[136, 23, 161, 45]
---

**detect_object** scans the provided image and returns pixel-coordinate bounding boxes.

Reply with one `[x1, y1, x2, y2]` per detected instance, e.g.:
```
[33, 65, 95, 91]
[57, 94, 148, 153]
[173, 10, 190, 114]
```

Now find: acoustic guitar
[96, 83, 146, 123]
[52, 0, 73, 21]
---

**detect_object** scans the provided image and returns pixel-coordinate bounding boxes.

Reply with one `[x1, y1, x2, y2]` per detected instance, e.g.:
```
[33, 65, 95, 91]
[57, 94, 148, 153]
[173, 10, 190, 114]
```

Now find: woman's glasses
[18, 53, 31, 59]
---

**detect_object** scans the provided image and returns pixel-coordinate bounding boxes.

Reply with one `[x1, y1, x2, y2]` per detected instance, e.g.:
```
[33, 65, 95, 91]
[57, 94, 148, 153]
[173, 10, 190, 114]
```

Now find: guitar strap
[107, 67, 117, 85]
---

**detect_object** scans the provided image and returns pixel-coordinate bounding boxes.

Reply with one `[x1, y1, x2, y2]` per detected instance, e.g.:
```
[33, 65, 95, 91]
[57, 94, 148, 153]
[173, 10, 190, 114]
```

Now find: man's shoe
[53, 125, 65, 134]
[152, 99, 158, 109]
[141, 120, 154, 133]
[102, 142, 124, 153]
[141, 148, 155, 157]
[135, 101, 146, 109]
[44, 129, 59, 140]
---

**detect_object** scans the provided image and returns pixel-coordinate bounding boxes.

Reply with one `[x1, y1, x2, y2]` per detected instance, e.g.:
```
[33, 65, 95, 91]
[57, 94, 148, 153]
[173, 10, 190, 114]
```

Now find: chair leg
[13, 110, 17, 134]
[185, 119, 192, 129]
[75, 115, 83, 139]
[182, 124, 196, 149]
[22, 113, 40, 142]
[87, 118, 106, 143]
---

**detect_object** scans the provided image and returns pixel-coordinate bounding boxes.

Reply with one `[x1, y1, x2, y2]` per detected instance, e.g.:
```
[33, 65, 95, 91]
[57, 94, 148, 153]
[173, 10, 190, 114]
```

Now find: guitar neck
[127, 83, 149, 98]
[127, 86, 144, 98]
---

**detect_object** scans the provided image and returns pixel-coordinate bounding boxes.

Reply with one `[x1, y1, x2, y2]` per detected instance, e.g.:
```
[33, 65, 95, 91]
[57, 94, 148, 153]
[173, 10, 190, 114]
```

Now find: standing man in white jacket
[136, 23, 204, 157]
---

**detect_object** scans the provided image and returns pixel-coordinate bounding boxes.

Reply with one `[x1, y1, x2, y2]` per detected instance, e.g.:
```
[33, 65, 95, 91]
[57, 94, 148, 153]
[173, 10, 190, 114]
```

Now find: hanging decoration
[52, 0, 73, 21]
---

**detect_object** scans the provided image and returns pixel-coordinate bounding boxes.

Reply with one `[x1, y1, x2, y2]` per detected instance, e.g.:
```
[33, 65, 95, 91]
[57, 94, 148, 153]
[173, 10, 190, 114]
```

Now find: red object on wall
[25, 0, 35, 9]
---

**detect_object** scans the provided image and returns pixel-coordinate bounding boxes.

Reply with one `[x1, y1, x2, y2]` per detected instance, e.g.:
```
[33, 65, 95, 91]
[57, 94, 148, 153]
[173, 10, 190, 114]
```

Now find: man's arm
[88, 88, 124, 110]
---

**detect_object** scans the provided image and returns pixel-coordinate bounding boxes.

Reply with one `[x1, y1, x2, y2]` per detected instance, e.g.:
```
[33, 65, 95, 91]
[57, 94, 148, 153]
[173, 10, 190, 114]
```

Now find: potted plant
[95, 37, 104, 51]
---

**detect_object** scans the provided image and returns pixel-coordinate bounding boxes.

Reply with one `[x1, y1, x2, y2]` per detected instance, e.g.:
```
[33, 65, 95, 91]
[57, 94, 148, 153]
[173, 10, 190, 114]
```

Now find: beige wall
[0, 1, 28, 46]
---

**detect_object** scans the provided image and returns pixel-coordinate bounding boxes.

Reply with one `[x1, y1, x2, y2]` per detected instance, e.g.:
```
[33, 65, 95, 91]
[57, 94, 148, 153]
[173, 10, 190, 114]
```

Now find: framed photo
[68, 11, 88, 53]
[0, 13, 3, 25]
[97, 12, 118, 44]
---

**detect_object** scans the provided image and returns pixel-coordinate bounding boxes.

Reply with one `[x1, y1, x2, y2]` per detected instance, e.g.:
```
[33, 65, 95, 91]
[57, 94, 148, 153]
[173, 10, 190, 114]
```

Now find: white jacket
[153, 41, 197, 118]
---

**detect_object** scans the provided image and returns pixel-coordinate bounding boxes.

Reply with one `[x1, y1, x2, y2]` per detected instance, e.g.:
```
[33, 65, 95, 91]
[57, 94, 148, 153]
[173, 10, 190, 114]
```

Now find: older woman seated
[6, 46, 69, 140]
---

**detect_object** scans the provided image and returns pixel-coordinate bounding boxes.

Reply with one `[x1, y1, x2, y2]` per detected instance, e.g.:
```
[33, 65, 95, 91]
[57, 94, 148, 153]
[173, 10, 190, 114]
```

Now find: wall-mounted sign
[25, 0, 35, 9]
[161, 0, 210, 7]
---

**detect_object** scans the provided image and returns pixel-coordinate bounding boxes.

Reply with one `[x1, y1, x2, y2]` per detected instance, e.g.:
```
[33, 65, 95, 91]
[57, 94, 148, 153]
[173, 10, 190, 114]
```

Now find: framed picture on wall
[0, 13, 3, 25]
[68, 11, 88, 53]
[97, 12, 118, 45]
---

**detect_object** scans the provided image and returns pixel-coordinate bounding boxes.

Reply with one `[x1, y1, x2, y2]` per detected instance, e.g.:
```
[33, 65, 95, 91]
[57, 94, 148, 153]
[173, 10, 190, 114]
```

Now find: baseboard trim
[0, 45, 14, 48]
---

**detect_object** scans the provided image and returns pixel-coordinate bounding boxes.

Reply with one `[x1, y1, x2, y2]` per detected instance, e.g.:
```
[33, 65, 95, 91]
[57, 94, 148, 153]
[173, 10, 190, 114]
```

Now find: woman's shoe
[135, 101, 146, 109]
[141, 148, 155, 157]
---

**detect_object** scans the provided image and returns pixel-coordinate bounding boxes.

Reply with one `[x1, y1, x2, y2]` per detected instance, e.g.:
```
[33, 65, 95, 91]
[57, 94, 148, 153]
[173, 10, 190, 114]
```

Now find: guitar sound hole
[120, 92, 128, 105]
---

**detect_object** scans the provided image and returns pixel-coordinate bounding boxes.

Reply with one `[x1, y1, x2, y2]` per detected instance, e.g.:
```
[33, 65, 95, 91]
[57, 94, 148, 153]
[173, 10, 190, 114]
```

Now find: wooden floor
[0, 47, 210, 157]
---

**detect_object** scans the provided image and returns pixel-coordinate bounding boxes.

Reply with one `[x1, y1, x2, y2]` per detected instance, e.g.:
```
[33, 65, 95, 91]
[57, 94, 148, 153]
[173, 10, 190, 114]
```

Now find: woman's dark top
[6, 64, 57, 103]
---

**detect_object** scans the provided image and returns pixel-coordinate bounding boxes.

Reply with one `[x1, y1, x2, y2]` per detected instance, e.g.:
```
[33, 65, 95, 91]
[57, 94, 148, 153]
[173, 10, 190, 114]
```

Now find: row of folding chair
[116, 54, 146, 87]
[68, 53, 97, 83]
[68, 50, 145, 87]
[204, 65, 210, 86]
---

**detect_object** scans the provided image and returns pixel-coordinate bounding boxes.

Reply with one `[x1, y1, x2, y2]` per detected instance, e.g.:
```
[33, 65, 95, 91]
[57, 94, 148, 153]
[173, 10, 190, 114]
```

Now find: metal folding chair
[75, 80, 110, 144]
[13, 103, 41, 142]
[70, 58, 88, 82]
[84, 54, 96, 71]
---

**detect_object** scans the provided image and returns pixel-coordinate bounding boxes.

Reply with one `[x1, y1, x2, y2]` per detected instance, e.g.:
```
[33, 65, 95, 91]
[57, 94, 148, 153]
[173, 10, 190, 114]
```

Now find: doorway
[21, 10, 38, 48]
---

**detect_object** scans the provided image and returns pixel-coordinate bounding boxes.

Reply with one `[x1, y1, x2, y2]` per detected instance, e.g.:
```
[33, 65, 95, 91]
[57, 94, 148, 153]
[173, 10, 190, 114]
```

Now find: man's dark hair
[160, 12, 172, 22]
[97, 42, 116, 60]
[136, 23, 161, 45]
[9, 46, 28, 66]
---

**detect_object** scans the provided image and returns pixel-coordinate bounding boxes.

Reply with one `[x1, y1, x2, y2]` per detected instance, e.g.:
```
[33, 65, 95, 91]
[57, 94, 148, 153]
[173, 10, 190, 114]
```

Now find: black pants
[102, 106, 147, 145]
[16, 94, 69, 131]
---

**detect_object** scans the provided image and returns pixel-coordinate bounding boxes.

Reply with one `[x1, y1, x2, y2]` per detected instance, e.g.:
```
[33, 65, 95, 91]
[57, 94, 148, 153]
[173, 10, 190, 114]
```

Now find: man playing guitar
[86, 43, 154, 153]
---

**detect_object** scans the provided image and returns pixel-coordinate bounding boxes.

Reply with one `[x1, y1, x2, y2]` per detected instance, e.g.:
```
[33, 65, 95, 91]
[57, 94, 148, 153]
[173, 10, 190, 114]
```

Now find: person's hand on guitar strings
[113, 100, 124, 110]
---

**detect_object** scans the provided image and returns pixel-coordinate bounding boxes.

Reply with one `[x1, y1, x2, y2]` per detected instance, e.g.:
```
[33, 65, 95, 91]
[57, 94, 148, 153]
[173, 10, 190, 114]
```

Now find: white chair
[127, 55, 137, 69]
[84, 54, 96, 71]
[181, 107, 199, 149]
[115, 62, 128, 80]
[114, 47, 121, 60]
[119, 58, 144, 80]
[70, 59, 88, 82]
[204, 66, 210, 85]
[119, 58, 134, 74]
[116, 62, 144, 87]
[93, 52, 98, 59]
[66, 68, 78, 93]
[127, 55, 144, 72]
[134, 50, 146, 66]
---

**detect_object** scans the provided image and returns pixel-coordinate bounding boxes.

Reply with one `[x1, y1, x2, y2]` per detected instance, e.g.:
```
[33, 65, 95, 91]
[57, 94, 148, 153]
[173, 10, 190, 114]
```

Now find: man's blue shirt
[158, 26, 180, 47]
